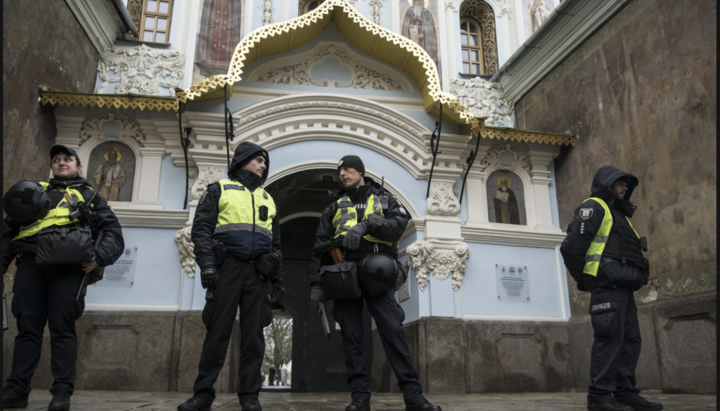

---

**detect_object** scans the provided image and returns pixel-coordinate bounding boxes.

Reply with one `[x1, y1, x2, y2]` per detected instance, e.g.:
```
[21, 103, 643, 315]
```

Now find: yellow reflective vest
[583, 197, 642, 276]
[213, 178, 277, 260]
[332, 194, 396, 249]
[13, 182, 88, 242]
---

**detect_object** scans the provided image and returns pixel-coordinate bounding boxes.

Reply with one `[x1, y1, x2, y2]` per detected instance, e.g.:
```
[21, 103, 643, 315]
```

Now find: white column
[464, 146, 490, 225]
[501, 14, 513, 66]
[444, 3, 458, 88]
[527, 151, 558, 232]
[132, 142, 166, 209]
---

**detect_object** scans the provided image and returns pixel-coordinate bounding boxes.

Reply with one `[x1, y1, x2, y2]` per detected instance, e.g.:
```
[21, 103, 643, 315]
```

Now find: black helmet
[3, 180, 52, 225]
[358, 252, 398, 297]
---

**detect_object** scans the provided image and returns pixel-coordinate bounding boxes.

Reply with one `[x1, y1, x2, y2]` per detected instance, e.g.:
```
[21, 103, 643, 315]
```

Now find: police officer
[561, 166, 663, 411]
[2, 145, 125, 411]
[311, 155, 441, 411]
[178, 142, 284, 411]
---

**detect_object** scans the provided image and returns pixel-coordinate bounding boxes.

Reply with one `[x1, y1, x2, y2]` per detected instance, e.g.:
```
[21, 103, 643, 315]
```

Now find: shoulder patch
[199, 190, 208, 204]
[580, 208, 593, 220]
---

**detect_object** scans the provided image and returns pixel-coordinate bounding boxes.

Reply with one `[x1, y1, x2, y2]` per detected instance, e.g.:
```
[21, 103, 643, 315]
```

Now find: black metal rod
[425, 102, 443, 198]
[459, 132, 481, 205]
[224, 85, 231, 171]
[179, 102, 190, 210]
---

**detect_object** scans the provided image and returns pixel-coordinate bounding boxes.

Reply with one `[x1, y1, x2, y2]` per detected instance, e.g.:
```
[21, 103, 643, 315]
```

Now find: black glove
[343, 223, 367, 250]
[198, 257, 218, 289]
[310, 285, 324, 305]
[258, 250, 282, 281]
[268, 281, 285, 304]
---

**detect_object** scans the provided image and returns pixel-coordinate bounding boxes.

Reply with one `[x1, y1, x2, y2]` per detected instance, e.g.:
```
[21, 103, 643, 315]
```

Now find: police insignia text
[223, 184, 245, 191]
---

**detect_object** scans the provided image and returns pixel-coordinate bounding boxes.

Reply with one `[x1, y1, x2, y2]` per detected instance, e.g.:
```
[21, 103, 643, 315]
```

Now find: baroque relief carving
[191, 166, 226, 201]
[237, 101, 423, 138]
[79, 113, 146, 145]
[262, 0, 274, 25]
[97, 45, 186, 96]
[479, 144, 530, 172]
[175, 226, 196, 278]
[449, 77, 514, 127]
[407, 241, 470, 291]
[459, 0, 499, 75]
[370, 0, 383, 25]
[427, 182, 461, 216]
[251, 44, 409, 92]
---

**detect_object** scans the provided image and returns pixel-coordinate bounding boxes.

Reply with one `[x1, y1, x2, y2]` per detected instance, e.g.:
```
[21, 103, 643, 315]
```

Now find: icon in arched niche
[487, 170, 526, 225]
[89, 142, 136, 202]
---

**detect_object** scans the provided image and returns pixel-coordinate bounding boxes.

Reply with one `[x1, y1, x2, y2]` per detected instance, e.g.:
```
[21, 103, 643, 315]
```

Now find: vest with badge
[213, 178, 277, 260]
[13, 182, 88, 241]
[582, 197, 642, 276]
[331, 193, 397, 250]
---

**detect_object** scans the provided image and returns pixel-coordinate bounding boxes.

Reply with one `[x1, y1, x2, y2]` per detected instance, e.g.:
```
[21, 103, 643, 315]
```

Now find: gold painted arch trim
[177, 0, 483, 134]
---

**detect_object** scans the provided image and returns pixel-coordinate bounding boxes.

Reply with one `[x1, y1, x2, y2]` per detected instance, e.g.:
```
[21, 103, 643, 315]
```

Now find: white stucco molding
[449, 77, 514, 127]
[175, 226, 196, 278]
[97, 45, 186, 96]
[231, 94, 432, 179]
[407, 240, 470, 291]
[247, 41, 414, 92]
[447, 0, 509, 16]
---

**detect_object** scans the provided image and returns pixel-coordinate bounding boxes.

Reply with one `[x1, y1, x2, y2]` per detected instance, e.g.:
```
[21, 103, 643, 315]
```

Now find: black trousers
[7, 254, 85, 396]
[333, 290, 423, 404]
[193, 255, 272, 401]
[588, 285, 641, 401]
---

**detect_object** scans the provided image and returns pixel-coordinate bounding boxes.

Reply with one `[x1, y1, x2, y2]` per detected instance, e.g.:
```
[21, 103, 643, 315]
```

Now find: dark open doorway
[265, 169, 372, 392]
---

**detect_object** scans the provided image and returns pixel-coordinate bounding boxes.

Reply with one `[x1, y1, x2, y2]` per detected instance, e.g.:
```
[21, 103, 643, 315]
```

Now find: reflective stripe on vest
[332, 194, 395, 248]
[12, 182, 88, 241]
[213, 179, 276, 259]
[582, 197, 641, 276]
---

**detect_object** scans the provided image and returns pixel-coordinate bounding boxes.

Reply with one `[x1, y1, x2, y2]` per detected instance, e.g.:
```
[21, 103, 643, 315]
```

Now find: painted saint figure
[93, 147, 127, 202]
[528, 0, 552, 34]
[493, 176, 520, 225]
[402, 0, 439, 67]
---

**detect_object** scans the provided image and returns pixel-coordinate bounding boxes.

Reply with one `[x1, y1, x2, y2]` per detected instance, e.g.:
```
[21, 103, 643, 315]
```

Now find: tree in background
[262, 318, 293, 378]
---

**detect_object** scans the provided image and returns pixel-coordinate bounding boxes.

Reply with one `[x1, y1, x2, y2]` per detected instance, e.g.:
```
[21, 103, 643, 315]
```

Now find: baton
[319, 301, 331, 340]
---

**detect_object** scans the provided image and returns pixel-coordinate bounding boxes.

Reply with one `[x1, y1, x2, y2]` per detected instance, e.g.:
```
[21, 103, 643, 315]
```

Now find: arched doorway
[265, 168, 372, 392]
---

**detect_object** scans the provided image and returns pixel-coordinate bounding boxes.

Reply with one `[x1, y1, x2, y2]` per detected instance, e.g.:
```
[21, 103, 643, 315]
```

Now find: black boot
[177, 395, 213, 411]
[406, 398, 442, 411]
[345, 398, 371, 411]
[588, 397, 634, 411]
[48, 389, 71, 411]
[3, 385, 28, 409]
[240, 397, 262, 411]
[616, 395, 663, 411]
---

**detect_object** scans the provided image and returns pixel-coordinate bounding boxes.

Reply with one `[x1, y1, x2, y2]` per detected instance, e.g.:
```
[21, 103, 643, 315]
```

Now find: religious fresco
[88, 142, 136, 202]
[192, 0, 244, 84]
[486, 170, 526, 225]
[399, 0, 441, 75]
[522, 0, 554, 39]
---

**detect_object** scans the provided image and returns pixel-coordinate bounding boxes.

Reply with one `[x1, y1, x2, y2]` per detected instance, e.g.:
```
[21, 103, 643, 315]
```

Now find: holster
[212, 239, 227, 269]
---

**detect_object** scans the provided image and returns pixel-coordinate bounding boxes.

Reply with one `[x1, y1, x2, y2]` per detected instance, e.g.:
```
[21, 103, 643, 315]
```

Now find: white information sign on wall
[98, 247, 137, 287]
[397, 276, 410, 302]
[496, 264, 529, 301]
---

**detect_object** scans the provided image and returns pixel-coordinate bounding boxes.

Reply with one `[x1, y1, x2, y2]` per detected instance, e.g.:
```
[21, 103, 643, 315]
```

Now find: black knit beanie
[337, 155, 365, 175]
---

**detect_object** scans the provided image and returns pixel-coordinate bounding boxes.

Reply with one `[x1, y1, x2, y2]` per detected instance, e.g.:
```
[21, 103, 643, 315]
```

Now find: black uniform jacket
[3, 175, 125, 273]
[191, 142, 281, 266]
[560, 166, 647, 291]
[311, 176, 409, 286]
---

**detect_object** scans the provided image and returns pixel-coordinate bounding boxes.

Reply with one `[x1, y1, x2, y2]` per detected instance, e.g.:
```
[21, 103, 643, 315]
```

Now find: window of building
[460, 19, 483, 75]
[299, 0, 325, 15]
[138, 0, 173, 43]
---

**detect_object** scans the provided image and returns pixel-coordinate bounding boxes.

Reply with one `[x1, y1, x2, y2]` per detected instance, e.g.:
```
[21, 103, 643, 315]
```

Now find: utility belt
[352, 241, 397, 258]
[212, 239, 281, 282]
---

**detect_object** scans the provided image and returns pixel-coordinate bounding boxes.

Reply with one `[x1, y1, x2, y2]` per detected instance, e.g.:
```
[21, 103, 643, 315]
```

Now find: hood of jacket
[228, 142, 269, 184]
[590, 165, 639, 217]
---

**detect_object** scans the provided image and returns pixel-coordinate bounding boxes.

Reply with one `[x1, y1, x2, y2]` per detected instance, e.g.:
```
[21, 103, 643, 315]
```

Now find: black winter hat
[337, 155, 365, 175]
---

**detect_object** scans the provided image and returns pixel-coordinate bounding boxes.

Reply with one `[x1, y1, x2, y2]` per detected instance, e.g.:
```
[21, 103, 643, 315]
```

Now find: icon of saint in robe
[93, 147, 127, 201]
[402, 0, 439, 68]
[494, 176, 520, 225]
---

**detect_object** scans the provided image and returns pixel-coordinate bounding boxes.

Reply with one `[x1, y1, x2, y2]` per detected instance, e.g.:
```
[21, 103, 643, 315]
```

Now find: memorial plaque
[496, 264, 529, 301]
[99, 247, 137, 286]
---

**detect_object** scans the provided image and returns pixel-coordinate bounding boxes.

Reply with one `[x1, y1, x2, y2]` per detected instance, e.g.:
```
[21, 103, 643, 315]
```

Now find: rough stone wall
[3, 0, 99, 199]
[514, 0, 717, 315]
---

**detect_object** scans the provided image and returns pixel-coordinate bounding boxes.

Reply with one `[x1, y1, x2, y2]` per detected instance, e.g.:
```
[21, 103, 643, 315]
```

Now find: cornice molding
[461, 225, 565, 248]
[113, 208, 189, 228]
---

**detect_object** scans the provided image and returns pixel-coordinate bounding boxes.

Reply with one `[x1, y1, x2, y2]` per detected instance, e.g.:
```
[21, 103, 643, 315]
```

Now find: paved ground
[6, 390, 716, 411]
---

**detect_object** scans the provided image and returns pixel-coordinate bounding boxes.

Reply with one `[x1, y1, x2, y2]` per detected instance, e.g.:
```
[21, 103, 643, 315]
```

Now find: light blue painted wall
[86, 227, 184, 310]
[159, 154, 195, 210]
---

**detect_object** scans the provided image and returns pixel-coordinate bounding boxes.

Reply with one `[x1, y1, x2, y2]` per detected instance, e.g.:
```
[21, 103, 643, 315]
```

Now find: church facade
[3, 0, 715, 395]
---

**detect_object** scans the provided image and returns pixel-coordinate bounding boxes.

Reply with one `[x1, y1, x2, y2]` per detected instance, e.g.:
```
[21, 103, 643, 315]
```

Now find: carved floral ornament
[250, 43, 410, 92]
[175, 227, 196, 278]
[97, 44, 186, 96]
[407, 241, 470, 291]
[79, 113, 146, 146]
[450, 77, 514, 127]
[427, 182, 461, 216]
[479, 143, 530, 172]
